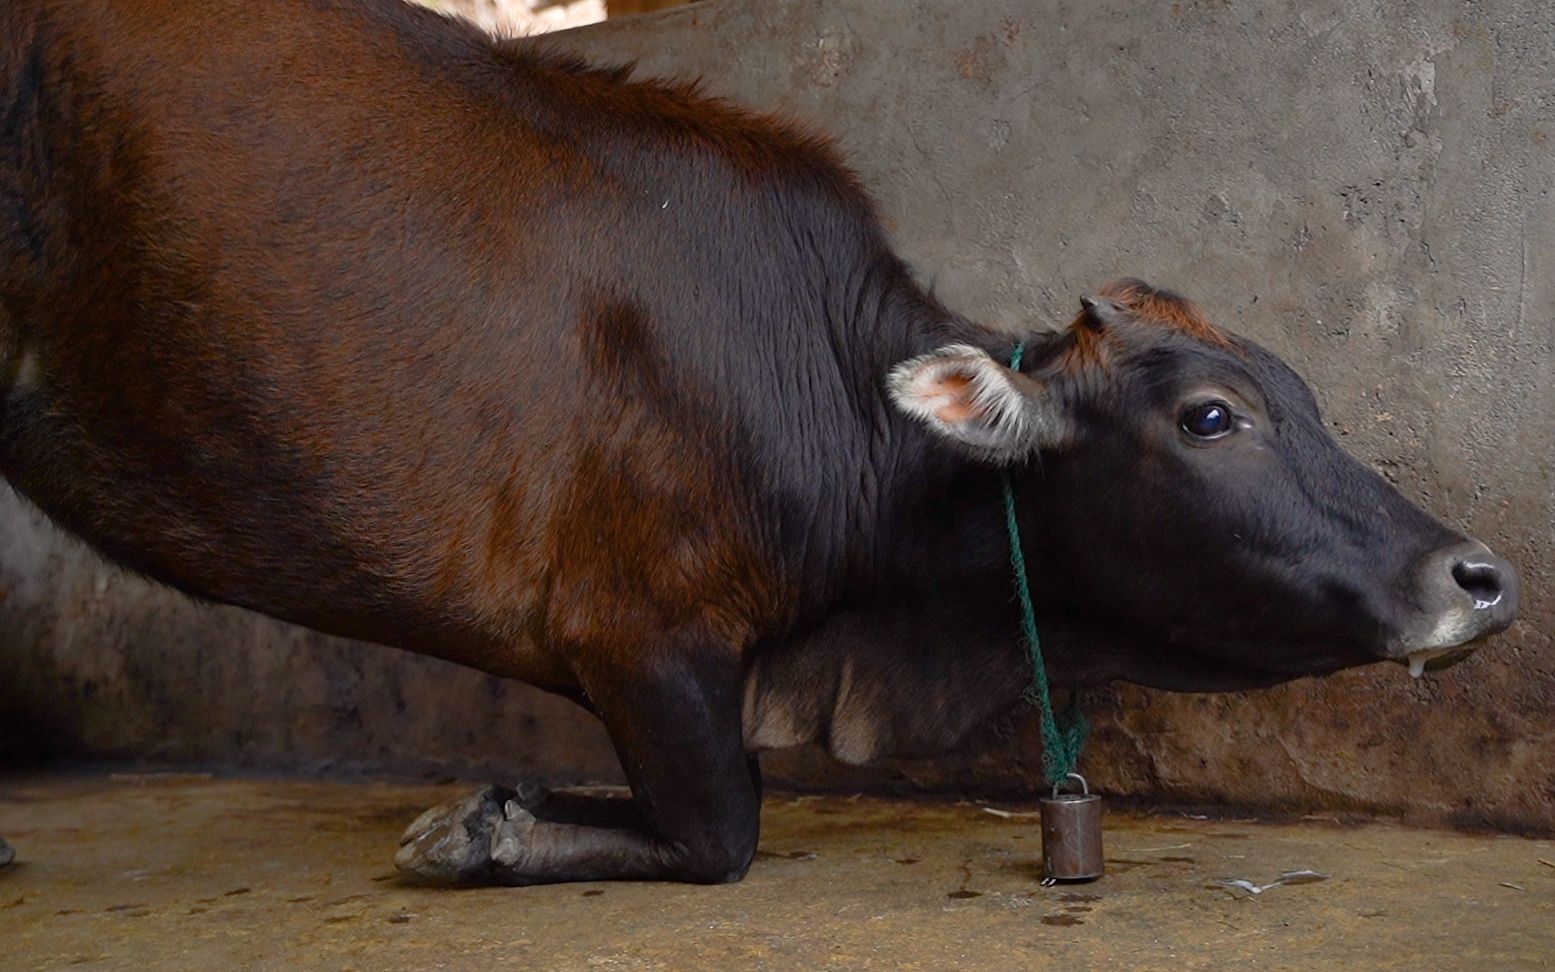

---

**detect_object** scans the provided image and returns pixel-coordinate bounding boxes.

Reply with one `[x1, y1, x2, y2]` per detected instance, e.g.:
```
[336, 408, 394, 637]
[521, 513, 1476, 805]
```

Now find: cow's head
[889, 279, 1518, 690]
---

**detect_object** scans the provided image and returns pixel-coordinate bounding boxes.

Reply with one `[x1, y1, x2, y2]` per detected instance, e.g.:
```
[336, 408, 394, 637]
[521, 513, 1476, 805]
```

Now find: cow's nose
[1404, 541, 1519, 665]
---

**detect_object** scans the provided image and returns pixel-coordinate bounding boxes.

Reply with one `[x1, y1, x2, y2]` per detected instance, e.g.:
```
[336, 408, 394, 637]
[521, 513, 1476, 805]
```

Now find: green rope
[1002, 341, 1088, 787]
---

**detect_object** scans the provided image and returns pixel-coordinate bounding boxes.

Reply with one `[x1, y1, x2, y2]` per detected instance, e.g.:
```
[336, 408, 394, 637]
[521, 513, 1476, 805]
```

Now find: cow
[0, 0, 1518, 886]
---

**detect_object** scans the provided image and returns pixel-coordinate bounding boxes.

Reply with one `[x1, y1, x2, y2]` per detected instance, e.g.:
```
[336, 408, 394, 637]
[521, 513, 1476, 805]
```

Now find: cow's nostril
[1451, 558, 1508, 610]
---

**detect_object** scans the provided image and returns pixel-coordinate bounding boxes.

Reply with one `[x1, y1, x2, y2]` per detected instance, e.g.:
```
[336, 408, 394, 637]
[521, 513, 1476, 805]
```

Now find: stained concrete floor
[0, 773, 1552, 971]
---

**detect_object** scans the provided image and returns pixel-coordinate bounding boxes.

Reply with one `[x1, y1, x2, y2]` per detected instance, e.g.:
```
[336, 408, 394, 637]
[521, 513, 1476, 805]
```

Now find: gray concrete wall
[3, 0, 1552, 829]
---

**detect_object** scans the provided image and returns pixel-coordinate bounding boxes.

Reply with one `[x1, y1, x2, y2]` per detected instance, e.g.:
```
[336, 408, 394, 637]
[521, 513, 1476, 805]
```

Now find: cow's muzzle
[1388, 540, 1519, 676]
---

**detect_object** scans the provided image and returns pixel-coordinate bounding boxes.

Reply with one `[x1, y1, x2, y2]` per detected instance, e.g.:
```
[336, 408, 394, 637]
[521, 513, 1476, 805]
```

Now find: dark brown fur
[0, 0, 958, 885]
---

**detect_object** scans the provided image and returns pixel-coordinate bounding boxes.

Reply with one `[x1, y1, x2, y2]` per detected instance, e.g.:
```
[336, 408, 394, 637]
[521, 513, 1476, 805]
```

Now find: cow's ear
[887, 344, 1066, 461]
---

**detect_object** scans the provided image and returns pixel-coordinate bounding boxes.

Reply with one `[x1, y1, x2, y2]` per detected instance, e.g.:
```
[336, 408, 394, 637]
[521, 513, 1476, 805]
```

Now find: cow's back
[0, 0, 904, 681]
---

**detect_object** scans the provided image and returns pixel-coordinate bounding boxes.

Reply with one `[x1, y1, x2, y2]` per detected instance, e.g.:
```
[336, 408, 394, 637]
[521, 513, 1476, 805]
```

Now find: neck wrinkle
[826, 278, 1012, 602]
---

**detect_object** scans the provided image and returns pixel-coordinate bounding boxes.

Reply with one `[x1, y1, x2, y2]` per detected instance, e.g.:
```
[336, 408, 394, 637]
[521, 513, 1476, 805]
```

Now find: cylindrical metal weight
[1040, 790, 1104, 882]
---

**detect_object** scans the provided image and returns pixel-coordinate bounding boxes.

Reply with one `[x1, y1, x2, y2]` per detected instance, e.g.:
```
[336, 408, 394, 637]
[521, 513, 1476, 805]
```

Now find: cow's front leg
[396, 647, 759, 885]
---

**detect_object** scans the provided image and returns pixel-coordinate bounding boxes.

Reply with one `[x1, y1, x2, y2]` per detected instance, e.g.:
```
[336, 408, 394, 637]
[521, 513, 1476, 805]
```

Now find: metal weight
[1039, 773, 1104, 882]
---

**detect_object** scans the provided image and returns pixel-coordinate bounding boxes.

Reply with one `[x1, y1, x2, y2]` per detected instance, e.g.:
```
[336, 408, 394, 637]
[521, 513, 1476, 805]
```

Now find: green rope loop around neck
[1002, 341, 1088, 787]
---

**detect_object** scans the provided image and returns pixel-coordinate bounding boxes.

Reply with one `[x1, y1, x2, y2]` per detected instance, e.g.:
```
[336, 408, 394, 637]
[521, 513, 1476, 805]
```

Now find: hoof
[395, 785, 513, 883]
[0, 837, 12, 868]
[489, 799, 539, 870]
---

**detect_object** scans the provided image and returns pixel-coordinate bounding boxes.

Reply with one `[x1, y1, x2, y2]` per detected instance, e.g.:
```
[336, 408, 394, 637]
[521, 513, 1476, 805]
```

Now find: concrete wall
[3, 0, 1552, 830]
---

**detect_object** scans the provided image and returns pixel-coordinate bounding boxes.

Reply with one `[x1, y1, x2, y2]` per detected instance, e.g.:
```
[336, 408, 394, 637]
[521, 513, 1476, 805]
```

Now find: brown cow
[0, 0, 1516, 884]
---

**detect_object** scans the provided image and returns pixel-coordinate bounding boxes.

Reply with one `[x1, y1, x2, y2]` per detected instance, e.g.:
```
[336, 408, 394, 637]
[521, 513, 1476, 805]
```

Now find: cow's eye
[1181, 401, 1233, 439]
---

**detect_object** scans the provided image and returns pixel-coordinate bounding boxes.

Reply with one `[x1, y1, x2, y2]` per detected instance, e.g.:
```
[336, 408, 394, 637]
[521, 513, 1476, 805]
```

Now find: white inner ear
[887, 344, 1035, 458]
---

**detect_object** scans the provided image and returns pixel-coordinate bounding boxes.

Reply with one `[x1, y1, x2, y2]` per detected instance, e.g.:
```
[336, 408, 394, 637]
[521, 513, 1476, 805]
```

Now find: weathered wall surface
[2, 0, 1552, 829]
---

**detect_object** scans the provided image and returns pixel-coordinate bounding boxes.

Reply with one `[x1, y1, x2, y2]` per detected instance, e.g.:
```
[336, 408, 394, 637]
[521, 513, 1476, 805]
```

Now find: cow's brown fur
[0, 0, 966, 885]
[1058, 277, 1236, 372]
[1096, 278, 1232, 346]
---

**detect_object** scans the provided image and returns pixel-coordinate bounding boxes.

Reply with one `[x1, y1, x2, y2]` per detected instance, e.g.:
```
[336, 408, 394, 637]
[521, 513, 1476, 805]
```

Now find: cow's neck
[804, 281, 1036, 602]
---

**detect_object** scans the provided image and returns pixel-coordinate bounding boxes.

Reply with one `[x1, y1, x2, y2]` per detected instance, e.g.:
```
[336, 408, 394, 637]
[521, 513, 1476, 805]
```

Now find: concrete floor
[0, 773, 1552, 971]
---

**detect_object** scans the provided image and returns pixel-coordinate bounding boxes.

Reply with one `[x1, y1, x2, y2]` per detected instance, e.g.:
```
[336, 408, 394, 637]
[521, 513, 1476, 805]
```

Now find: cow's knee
[585, 651, 762, 884]
[672, 817, 759, 884]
